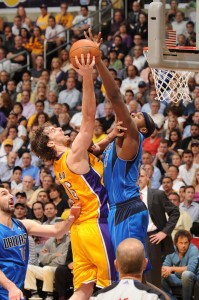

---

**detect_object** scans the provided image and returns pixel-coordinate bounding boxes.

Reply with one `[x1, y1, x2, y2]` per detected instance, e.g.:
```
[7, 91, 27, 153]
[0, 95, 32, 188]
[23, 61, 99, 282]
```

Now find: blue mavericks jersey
[0, 218, 29, 298]
[103, 133, 144, 206]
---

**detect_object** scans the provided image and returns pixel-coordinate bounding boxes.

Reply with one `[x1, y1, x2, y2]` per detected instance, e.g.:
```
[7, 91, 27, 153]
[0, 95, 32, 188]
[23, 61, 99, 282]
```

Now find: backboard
[147, 0, 199, 71]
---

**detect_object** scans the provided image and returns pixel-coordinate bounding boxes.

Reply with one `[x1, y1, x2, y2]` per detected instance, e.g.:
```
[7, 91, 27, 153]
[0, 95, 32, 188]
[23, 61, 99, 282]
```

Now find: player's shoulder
[134, 281, 166, 299]
[91, 282, 119, 299]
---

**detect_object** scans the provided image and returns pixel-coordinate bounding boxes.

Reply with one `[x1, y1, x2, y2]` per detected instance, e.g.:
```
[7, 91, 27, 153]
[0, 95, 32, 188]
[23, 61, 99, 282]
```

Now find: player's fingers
[74, 56, 81, 68]
[86, 53, 91, 65]
[88, 27, 94, 40]
[81, 53, 85, 66]
[97, 32, 101, 42]
[84, 30, 89, 40]
[90, 56, 95, 67]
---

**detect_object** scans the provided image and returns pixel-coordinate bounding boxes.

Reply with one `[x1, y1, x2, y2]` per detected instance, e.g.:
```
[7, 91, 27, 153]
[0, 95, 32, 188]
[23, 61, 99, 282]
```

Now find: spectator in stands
[128, 1, 143, 30]
[36, 3, 49, 33]
[132, 45, 146, 72]
[171, 11, 188, 41]
[6, 125, 24, 152]
[161, 230, 199, 300]
[182, 124, 199, 151]
[55, 2, 74, 29]
[168, 129, 182, 153]
[142, 125, 161, 157]
[119, 55, 133, 80]
[0, 138, 13, 163]
[171, 152, 183, 168]
[7, 35, 27, 76]
[179, 186, 186, 203]
[44, 90, 58, 117]
[12, 15, 23, 36]
[57, 112, 73, 136]
[6, 79, 17, 104]
[139, 167, 179, 288]
[148, 100, 165, 130]
[129, 34, 143, 58]
[59, 49, 70, 73]
[108, 9, 124, 39]
[13, 202, 27, 220]
[0, 70, 9, 92]
[178, 150, 199, 186]
[36, 190, 50, 204]
[167, 165, 185, 193]
[91, 238, 167, 300]
[49, 57, 65, 87]
[153, 139, 173, 176]
[30, 173, 54, 207]
[32, 112, 49, 128]
[11, 166, 23, 194]
[191, 140, 199, 164]
[159, 176, 174, 197]
[142, 89, 166, 114]
[45, 15, 65, 50]
[0, 92, 12, 117]
[50, 103, 62, 126]
[20, 90, 35, 119]
[0, 48, 11, 73]
[99, 101, 115, 133]
[180, 186, 199, 222]
[120, 65, 142, 95]
[3, 25, 14, 54]
[168, 192, 192, 240]
[27, 100, 45, 131]
[109, 49, 123, 71]
[58, 77, 81, 111]
[144, 163, 161, 189]
[92, 119, 107, 144]
[24, 27, 45, 69]
[32, 201, 47, 223]
[48, 184, 69, 217]
[20, 175, 35, 205]
[186, 21, 196, 47]
[44, 202, 60, 225]
[142, 151, 162, 185]
[71, 5, 93, 36]
[21, 151, 40, 182]
[17, 5, 33, 32]
[0, 151, 18, 182]
[166, 0, 178, 23]
[133, 12, 148, 44]
[116, 23, 132, 51]
[192, 168, 199, 203]
[24, 230, 70, 300]
[110, 35, 127, 61]
[183, 111, 199, 139]
[164, 116, 181, 141]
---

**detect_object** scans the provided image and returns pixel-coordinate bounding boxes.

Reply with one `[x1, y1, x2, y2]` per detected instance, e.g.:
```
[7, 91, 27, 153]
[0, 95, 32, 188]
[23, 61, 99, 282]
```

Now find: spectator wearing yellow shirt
[55, 2, 74, 29]
[36, 4, 49, 33]
[92, 119, 107, 144]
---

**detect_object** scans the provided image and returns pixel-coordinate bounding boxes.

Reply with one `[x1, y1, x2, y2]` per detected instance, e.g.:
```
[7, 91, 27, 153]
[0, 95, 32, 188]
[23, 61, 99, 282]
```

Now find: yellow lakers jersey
[54, 150, 109, 224]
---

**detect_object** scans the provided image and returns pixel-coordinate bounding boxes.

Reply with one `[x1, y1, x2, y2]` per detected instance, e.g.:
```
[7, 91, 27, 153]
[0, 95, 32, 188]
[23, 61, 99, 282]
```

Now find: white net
[144, 50, 192, 103]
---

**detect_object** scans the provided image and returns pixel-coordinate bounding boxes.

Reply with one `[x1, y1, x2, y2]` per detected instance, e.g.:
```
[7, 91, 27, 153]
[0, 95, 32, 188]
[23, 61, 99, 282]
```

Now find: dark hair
[162, 175, 173, 183]
[184, 185, 195, 192]
[48, 183, 62, 198]
[174, 230, 192, 245]
[160, 139, 169, 146]
[182, 149, 193, 156]
[13, 102, 23, 112]
[168, 164, 179, 173]
[13, 166, 22, 173]
[80, 5, 88, 11]
[169, 128, 182, 141]
[30, 122, 57, 160]
[48, 15, 56, 22]
[168, 191, 180, 201]
[44, 201, 57, 209]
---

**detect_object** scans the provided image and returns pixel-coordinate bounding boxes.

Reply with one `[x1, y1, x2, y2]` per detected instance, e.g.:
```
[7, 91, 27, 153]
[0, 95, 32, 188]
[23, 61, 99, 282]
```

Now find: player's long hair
[30, 122, 57, 161]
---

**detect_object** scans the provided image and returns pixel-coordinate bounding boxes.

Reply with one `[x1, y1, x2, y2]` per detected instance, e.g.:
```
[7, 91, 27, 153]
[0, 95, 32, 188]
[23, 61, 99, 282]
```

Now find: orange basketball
[69, 39, 101, 68]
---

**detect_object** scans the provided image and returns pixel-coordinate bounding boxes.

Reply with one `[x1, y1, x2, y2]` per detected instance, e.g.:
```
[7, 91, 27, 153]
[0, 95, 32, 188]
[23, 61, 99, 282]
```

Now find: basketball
[69, 39, 101, 68]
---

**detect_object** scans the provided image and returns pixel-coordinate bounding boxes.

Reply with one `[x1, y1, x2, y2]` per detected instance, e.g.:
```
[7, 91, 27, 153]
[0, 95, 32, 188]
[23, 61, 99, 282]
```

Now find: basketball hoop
[144, 47, 192, 103]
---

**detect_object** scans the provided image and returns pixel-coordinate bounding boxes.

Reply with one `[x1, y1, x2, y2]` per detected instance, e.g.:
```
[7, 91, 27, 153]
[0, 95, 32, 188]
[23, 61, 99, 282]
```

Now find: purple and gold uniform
[54, 150, 115, 289]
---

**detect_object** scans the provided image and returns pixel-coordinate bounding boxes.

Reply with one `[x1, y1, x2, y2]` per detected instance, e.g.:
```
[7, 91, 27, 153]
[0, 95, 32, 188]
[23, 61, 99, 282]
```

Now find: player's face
[0, 188, 14, 214]
[44, 126, 70, 146]
[131, 112, 146, 130]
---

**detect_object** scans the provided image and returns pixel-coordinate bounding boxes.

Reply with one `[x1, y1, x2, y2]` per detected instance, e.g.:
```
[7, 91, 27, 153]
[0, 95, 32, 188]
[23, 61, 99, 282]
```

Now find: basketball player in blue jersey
[0, 187, 80, 300]
[85, 29, 155, 265]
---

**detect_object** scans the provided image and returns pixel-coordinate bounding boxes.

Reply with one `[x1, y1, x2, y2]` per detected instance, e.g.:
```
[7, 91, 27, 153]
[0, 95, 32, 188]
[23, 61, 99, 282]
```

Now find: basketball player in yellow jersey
[31, 54, 116, 300]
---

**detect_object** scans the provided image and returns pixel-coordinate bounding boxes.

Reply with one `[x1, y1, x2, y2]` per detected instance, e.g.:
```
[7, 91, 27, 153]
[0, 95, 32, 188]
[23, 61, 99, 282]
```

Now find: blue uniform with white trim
[0, 218, 29, 299]
[103, 133, 149, 262]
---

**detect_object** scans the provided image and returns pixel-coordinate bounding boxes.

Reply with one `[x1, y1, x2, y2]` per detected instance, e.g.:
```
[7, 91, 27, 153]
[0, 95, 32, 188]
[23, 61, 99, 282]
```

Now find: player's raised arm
[67, 54, 97, 162]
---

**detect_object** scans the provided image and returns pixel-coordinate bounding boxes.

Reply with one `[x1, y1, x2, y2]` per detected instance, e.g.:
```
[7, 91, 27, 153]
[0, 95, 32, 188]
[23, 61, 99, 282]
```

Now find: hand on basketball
[84, 27, 103, 49]
[71, 53, 95, 76]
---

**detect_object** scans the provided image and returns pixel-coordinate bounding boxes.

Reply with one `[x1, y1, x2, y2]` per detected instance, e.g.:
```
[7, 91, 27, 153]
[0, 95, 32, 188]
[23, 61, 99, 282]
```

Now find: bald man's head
[116, 238, 146, 275]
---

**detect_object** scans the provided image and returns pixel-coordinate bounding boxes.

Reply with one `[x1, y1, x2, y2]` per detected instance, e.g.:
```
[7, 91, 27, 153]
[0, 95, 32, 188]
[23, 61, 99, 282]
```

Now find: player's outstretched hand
[71, 53, 95, 76]
[84, 27, 103, 49]
[113, 120, 127, 137]
[70, 203, 81, 220]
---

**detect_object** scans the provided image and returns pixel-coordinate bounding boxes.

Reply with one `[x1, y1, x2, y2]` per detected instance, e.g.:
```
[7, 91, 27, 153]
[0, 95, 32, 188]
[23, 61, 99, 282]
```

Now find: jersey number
[64, 181, 79, 200]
